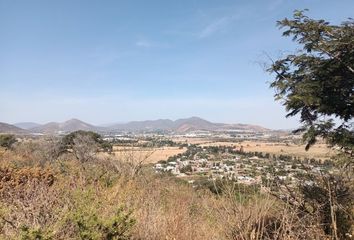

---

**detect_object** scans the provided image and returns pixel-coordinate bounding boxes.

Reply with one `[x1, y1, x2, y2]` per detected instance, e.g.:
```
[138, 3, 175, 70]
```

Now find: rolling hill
[109, 117, 269, 133]
[14, 122, 41, 129]
[30, 119, 98, 134]
[0, 122, 28, 134]
[1, 117, 270, 134]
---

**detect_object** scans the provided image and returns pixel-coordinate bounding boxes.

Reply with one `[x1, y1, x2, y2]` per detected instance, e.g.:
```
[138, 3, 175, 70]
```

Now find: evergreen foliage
[268, 10, 354, 154]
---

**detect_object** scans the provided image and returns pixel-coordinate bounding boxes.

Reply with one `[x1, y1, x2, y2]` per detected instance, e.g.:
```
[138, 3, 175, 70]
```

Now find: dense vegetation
[0, 134, 17, 150]
[268, 9, 354, 153]
[269, 10, 353, 240]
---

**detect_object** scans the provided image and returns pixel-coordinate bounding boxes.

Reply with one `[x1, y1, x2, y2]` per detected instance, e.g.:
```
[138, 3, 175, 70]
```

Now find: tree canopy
[268, 10, 354, 154]
[0, 134, 17, 150]
[60, 130, 112, 154]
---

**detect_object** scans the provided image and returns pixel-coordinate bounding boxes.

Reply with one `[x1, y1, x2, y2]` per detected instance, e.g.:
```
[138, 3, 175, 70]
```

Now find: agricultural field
[171, 137, 212, 145]
[113, 137, 336, 164]
[170, 136, 336, 161]
[113, 146, 187, 164]
[199, 140, 336, 160]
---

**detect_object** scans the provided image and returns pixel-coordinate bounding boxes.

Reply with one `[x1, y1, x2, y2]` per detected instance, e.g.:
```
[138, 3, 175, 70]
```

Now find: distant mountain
[111, 119, 174, 131]
[30, 119, 98, 134]
[14, 122, 41, 130]
[173, 117, 219, 132]
[0, 122, 28, 134]
[109, 117, 269, 133]
[216, 123, 270, 132]
[3, 117, 270, 134]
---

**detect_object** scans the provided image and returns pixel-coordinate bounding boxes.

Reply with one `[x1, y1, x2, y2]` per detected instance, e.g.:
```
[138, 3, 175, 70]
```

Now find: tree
[72, 133, 100, 164]
[268, 10, 354, 239]
[0, 134, 17, 150]
[180, 164, 192, 173]
[59, 131, 112, 159]
[268, 10, 354, 155]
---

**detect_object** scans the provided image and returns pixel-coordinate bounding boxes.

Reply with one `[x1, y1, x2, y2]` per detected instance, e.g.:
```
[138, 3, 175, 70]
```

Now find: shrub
[0, 134, 17, 150]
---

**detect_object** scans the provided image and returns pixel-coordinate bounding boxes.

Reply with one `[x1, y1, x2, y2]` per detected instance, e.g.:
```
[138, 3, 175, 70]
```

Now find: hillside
[111, 119, 175, 131]
[109, 117, 269, 133]
[14, 122, 41, 129]
[2, 117, 270, 134]
[30, 119, 98, 134]
[0, 122, 28, 134]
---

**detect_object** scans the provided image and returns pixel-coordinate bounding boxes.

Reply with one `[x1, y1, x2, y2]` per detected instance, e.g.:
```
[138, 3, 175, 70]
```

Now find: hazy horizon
[1, 0, 353, 129]
[9, 115, 296, 130]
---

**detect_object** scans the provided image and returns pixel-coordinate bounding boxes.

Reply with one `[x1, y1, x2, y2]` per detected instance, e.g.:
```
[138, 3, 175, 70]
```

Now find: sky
[0, 0, 353, 129]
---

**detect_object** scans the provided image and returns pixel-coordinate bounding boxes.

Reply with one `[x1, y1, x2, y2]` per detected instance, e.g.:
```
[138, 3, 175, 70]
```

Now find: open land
[198, 141, 336, 161]
[113, 146, 187, 164]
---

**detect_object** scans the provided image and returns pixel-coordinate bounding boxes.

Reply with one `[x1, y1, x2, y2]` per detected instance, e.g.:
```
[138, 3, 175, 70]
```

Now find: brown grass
[0, 140, 350, 239]
[171, 137, 212, 145]
[199, 141, 336, 160]
[113, 146, 187, 163]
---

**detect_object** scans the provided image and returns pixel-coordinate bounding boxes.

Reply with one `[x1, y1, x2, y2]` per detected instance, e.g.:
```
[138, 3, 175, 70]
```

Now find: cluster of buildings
[155, 156, 264, 185]
[154, 145, 332, 186]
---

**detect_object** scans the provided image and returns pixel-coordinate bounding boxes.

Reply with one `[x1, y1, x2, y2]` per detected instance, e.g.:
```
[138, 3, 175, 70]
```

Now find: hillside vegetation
[0, 133, 352, 240]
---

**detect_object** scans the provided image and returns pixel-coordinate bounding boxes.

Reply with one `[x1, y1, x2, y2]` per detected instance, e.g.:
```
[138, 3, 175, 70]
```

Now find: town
[153, 141, 335, 188]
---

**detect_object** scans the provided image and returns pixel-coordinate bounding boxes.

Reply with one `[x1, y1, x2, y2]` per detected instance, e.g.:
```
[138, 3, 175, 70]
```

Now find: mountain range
[14, 122, 41, 129]
[29, 119, 98, 134]
[108, 117, 268, 132]
[0, 117, 270, 134]
[0, 122, 29, 134]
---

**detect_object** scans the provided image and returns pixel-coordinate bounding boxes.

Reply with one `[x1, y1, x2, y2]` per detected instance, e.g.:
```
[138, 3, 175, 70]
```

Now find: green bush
[0, 134, 17, 149]
[72, 207, 135, 240]
[20, 226, 52, 240]
[68, 189, 135, 240]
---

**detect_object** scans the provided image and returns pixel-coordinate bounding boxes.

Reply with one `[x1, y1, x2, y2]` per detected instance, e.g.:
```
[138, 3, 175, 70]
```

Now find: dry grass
[0, 146, 222, 239]
[0, 140, 350, 239]
[109, 174, 222, 240]
[200, 141, 336, 160]
[171, 137, 212, 145]
[169, 136, 336, 160]
[113, 146, 187, 163]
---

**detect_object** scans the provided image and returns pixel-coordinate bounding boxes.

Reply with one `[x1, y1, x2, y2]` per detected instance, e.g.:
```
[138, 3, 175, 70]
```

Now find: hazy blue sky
[1, 0, 353, 128]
